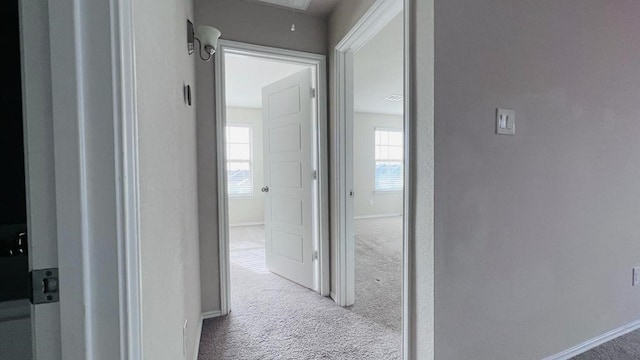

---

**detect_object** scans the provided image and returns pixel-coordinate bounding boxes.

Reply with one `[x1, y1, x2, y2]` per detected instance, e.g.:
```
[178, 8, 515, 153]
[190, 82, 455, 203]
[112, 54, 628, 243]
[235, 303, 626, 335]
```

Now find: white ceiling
[224, 54, 309, 109]
[354, 13, 404, 115]
[244, 0, 343, 17]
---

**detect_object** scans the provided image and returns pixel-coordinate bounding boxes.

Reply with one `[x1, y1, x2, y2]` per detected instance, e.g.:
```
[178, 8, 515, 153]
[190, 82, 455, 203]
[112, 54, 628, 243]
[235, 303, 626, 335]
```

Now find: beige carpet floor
[198, 217, 403, 359]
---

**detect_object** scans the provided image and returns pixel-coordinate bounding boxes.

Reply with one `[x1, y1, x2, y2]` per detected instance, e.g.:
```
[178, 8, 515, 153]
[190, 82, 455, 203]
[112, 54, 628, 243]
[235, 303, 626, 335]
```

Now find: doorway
[214, 41, 330, 315]
[350, 11, 405, 337]
[332, 0, 407, 356]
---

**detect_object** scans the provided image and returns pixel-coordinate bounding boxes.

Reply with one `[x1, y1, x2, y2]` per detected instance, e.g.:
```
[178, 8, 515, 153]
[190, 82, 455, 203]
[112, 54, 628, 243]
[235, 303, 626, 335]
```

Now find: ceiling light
[385, 94, 404, 102]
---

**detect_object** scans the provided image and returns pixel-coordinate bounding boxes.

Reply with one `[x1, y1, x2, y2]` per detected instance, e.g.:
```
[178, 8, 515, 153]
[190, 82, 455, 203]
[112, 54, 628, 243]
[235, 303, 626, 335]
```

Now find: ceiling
[244, 0, 343, 17]
[354, 13, 404, 115]
[224, 54, 309, 109]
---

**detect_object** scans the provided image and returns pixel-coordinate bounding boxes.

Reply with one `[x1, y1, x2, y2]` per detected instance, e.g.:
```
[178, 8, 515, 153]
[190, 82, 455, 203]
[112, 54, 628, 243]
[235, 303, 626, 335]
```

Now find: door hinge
[349, 190, 354, 198]
[312, 170, 318, 180]
[30, 268, 59, 304]
[311, 88, 317, 98]
[313, 251, 318, 261]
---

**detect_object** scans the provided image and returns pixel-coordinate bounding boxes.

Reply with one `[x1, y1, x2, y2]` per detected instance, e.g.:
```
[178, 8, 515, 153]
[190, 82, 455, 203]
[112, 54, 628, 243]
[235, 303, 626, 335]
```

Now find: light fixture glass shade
[197, 26, 221, 54]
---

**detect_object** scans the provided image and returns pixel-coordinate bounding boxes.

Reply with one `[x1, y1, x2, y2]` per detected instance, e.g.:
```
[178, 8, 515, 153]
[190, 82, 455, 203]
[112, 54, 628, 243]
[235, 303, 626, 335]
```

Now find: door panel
[263, 68, 315, 290]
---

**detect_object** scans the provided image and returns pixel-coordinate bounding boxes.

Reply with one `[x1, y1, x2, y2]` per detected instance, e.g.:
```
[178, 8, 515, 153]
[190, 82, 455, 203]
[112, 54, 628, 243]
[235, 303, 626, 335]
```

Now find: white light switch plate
[496, 108, 516, 135]
[633, 267, 640, 286]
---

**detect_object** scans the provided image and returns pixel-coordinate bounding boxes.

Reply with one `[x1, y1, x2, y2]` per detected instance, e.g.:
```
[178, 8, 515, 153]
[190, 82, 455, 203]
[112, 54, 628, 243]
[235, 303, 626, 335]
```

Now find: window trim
[374, 127, 404, 192]
[226, 123, 254, 198]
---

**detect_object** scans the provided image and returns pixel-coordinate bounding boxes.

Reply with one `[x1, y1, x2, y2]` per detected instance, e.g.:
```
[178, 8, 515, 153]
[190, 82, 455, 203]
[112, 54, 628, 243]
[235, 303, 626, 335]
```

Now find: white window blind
[374, 128, 403, 191]
[226, 125, 253, 197]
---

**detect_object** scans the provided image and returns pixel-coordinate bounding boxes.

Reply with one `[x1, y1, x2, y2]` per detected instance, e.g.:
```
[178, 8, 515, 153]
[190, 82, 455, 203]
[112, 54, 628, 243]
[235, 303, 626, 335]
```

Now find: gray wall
[433, 1, 640, 359]
[195, 0, 328, 313]
[134, 0, 202, 358]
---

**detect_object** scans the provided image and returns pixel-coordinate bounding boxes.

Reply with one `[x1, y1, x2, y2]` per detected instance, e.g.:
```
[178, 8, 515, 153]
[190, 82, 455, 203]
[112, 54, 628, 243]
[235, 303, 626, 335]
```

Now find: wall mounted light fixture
[187, 20, 221, 62]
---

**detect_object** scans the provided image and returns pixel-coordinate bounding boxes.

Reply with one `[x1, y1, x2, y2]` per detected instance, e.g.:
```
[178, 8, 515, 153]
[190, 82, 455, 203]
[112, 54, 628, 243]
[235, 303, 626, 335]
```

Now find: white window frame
[225, 124, 254, 198]
[374, 127, 404, 193]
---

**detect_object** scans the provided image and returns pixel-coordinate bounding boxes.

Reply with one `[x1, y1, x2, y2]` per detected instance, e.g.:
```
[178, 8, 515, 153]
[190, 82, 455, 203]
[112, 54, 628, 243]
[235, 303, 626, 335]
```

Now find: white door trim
[110, 0, 143, 358]
[47, 0, 142, 358]
[332, 0, 403, 306]
[333, 0, 416, 358]
[214, 40, 330, 315]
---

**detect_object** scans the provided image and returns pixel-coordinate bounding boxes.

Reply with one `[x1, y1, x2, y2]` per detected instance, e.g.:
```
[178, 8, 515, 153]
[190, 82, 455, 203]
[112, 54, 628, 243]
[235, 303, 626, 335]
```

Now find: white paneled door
[262, 68, 315, 289]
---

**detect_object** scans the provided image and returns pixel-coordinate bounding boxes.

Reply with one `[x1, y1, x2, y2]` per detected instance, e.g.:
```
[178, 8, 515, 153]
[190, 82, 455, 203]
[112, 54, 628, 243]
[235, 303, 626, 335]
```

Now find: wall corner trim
[542, 319, 640, 360]
[202, 310, 223, 319]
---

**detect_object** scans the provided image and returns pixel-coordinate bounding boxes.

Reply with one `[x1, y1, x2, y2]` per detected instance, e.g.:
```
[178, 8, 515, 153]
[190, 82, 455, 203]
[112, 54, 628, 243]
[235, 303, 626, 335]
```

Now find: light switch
[496, 108, 516, 135]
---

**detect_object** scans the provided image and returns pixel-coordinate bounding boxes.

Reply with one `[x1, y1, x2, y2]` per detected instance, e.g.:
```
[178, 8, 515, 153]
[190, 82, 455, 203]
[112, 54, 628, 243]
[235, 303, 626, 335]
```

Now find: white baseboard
[542, 319, 640, 360]
[202, 310, 223, 319]
[193, 315, 203, 360]
[192, 311, 224, 360]
[354, 213, 402, 220]
[229, 222, 264, 227]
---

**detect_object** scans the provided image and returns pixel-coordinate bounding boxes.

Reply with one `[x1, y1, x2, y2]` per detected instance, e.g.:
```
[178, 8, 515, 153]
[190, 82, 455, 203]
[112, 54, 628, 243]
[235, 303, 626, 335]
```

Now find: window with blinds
[374, 128, 403, 192]
[226, 125, 253, 197]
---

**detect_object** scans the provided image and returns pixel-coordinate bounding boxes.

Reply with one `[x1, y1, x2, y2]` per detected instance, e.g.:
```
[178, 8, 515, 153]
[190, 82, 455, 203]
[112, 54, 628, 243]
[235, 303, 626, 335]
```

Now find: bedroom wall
[353, 112, 403, 218]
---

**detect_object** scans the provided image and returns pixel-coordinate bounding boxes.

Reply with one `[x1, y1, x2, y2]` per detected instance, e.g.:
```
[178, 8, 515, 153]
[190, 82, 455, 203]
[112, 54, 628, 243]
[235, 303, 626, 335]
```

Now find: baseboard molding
[202, 310, 223, 319]
[354, 213, 402, 220]
[193, 311, 223, 360]
[193, 315, 203, 360]
[542, 319, 640, 360]
[229, 222, 264, 227]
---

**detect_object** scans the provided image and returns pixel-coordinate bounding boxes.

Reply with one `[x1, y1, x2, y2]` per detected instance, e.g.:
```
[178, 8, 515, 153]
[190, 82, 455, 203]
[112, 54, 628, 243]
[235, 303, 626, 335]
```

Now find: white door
[262, 68, 315, 290]
[21, 0, 61, 358]
[1, 1, 60, 359]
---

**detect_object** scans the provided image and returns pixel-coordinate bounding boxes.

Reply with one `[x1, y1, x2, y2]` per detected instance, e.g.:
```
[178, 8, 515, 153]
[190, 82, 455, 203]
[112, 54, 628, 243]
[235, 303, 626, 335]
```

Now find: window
[374, 128, 403, 191]
[226, 125, 253, 197]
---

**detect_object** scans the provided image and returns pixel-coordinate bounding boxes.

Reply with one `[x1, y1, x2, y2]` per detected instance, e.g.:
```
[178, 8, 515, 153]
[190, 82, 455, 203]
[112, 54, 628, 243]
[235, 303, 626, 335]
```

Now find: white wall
[433, 1, 640, 359]
[134, 0, 201, 358]
[353, 113, 403, 218]
[195, 0, 328, 314]
[227, 107, 265, 225]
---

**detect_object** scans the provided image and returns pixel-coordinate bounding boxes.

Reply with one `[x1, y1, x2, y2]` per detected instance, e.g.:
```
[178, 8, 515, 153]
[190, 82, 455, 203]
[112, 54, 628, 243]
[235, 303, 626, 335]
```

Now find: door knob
[261, 186, 270, 193]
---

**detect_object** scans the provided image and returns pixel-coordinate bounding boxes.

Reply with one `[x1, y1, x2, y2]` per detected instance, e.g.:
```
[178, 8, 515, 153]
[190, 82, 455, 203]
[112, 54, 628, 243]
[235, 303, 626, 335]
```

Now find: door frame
[26, 0, 143, 358]
[333, 0, 403, 307]
[214, 40, 330, 315]
[333, 0, 415, 357]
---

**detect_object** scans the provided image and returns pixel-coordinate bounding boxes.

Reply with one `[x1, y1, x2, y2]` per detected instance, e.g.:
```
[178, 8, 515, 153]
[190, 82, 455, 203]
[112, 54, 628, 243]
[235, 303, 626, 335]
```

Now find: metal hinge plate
[313, 251, 318, 261]
[30, 268, 59, 304]
[312, 88, 317, 98]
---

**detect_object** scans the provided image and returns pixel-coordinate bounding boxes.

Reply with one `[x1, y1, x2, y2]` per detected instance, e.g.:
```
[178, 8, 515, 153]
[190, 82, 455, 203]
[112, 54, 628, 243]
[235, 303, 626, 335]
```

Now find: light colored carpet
[198, 218, 402, 359]
[571, 329, 640, 360]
